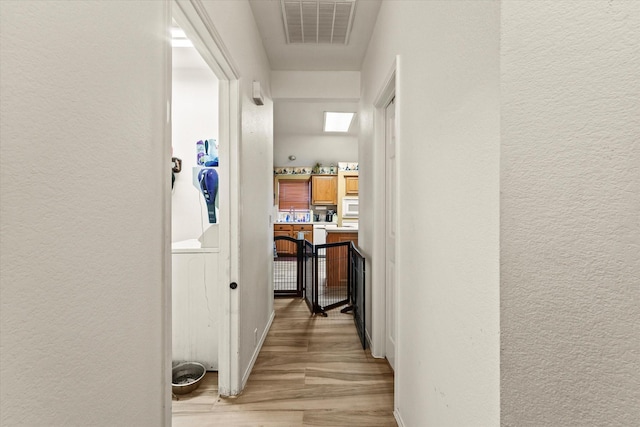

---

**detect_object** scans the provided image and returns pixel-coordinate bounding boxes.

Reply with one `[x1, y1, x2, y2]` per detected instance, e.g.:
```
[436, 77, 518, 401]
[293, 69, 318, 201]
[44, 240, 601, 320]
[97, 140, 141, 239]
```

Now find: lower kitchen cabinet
[325, 231, 358, 287]
[274, 224, 313, 255]
[274, 227, 294, 255]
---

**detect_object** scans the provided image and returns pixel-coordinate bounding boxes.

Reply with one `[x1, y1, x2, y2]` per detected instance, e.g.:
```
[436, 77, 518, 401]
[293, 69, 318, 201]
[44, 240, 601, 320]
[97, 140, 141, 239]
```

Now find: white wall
[272, 71, 360, 100]
[500, 2, 640, 425]
[171, 60, 219, 243]
[0, 1, 169, 425]
[274, 134, 357, 167]
[359, 1, 500, 425]
[199, 0, 274, 387]
[272, 71, 360, 169]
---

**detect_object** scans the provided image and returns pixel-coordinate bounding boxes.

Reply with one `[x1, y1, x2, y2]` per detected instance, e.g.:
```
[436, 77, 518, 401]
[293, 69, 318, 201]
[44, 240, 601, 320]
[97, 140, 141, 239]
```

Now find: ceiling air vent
[280, 0, 356, 45]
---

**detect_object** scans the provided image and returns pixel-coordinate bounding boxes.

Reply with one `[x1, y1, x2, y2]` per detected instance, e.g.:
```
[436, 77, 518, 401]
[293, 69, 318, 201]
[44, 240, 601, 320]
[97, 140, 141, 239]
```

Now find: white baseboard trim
[368, 328, 385, 359]
[394, 409, 406, 427]
[241, 309, 275, 389]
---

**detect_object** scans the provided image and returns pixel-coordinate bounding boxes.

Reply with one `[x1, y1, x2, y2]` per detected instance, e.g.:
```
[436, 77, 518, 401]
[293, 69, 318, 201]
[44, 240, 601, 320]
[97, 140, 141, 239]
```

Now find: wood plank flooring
[172, 297, 396, 426]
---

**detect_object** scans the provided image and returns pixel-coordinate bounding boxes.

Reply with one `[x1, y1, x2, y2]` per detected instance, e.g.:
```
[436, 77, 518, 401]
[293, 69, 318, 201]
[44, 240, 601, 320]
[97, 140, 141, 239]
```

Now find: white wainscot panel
[172, 245, 219, 370]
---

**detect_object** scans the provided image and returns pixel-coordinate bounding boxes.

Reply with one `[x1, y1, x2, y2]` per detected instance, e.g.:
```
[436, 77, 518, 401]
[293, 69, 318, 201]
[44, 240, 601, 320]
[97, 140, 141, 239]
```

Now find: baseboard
[241, 309, 275, 389]
[367, 328, 386, 359]
[394, 409, 406, 427]
[365, 329, 373, 352]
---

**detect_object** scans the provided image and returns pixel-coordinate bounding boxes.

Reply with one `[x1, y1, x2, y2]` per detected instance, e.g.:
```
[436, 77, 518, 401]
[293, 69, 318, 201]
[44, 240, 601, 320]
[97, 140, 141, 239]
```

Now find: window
[278, 179, 310, 211]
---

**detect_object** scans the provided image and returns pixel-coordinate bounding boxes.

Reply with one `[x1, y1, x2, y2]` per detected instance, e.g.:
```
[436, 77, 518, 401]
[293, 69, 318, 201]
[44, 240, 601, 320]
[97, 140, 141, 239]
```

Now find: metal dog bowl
[172, 362, 206, 395]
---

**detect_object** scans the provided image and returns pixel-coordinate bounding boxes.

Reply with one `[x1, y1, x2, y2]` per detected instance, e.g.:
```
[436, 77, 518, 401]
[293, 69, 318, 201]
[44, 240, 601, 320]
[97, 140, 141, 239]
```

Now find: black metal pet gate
[273, 235, 367, 349]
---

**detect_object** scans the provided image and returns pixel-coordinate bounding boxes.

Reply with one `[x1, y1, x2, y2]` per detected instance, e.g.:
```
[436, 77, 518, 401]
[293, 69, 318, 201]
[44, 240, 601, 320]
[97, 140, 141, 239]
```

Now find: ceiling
[250, 1, 379, 144]
[173, 45, 360, 139]
[248, 0, 382, 71]
[275, 100, 359, 137]
[175, 1, 380, 145]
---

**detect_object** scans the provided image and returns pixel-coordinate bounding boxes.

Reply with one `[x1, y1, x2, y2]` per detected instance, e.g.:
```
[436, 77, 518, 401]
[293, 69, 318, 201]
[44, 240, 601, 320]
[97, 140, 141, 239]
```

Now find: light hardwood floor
[172, 297, 396, 426]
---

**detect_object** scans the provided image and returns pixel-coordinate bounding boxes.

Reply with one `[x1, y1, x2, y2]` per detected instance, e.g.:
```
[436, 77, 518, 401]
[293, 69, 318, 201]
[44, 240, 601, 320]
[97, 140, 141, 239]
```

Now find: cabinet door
[325, 232, 358, 287]
[311, 175, 337, 205]
[293, 224, 313, 243]
[326, 231, 358, 246]
[345, 176, 359, 195]
[274, 225, 296, 255]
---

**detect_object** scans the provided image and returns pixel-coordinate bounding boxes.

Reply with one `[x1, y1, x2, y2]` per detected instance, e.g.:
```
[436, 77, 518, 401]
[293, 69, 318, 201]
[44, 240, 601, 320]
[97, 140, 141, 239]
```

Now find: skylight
[323, 112, 355, 132]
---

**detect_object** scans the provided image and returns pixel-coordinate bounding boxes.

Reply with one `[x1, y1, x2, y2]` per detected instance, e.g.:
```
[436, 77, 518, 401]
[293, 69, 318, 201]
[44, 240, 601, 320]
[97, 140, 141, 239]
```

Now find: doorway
[170, 18, 220, 374]
[170, 0, 241, 402]
[371, 59, 398, 372]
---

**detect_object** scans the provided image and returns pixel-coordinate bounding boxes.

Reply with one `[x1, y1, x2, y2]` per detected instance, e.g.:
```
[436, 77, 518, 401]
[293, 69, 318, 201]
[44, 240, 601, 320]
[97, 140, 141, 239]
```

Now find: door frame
[171, 0, 241, 401]
[371, 57, 399, 362]
[384, 94, 397, 371]
[371, 57, 401, 420]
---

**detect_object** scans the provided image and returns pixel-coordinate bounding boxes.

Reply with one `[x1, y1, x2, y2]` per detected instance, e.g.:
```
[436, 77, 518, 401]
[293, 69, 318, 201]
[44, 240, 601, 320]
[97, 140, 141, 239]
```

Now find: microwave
[342, 197, 359, 217]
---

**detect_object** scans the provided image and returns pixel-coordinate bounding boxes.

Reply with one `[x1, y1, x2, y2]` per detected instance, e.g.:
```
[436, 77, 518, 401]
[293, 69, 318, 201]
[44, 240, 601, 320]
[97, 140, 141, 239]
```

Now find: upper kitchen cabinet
[345, 176, 359, 195]
[311, 175, 337, 205]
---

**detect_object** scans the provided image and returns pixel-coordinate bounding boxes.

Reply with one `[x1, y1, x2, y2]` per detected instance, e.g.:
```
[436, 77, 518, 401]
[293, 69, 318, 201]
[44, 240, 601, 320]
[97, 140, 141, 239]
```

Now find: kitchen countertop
[325, 226, 359, 232]
[274, 221, 336, 225]
[273, 222, 358, 232]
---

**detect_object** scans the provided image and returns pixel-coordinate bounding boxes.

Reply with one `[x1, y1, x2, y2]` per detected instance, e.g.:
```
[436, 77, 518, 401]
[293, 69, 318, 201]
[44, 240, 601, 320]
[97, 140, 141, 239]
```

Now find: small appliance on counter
[325, 210, 335, 222]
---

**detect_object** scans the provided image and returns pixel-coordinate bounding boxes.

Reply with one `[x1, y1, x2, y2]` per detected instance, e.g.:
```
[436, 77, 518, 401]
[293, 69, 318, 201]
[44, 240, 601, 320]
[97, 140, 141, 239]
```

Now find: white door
[385, 97, 397, 370]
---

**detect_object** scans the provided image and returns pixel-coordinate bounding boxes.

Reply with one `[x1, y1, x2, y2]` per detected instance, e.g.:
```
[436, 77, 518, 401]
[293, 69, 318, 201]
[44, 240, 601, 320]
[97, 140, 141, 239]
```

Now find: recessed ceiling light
[323, 112, 355, 132]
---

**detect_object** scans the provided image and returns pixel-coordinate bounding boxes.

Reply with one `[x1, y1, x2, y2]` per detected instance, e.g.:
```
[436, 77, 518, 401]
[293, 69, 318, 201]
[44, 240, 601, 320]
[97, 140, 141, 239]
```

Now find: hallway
[172, 297, 395, 426]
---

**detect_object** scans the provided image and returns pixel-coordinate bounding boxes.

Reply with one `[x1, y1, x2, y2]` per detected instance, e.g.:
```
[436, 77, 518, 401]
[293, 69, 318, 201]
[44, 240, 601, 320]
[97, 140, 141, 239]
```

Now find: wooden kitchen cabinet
[292, 224, 313, 242]
[326, 231, 358, 246]
[345, 176, 359, 195]
[311, 175, 337, 205]
[274, 225, 295, 255]
[274, 224, 313, 256]
[325, 231, 358, 287]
